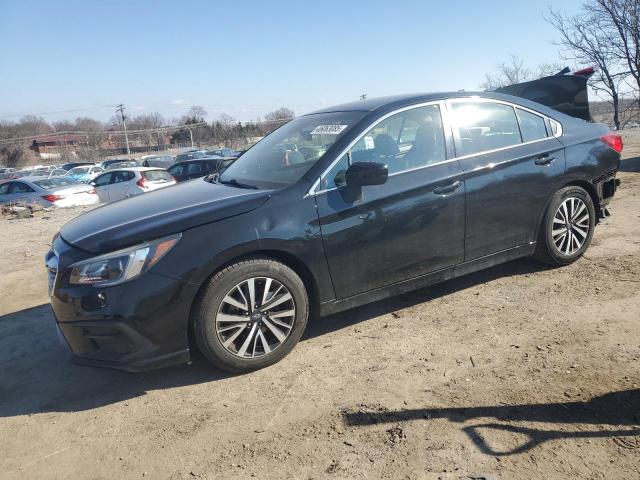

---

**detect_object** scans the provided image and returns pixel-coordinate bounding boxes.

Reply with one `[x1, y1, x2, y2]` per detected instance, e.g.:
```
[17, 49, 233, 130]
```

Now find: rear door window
[449, 101, 522, 156]
[0, 183, 10, 194]
[516, 108, 548, 142]
[187, 162, 204, 174]
[111, 171, 135, 184]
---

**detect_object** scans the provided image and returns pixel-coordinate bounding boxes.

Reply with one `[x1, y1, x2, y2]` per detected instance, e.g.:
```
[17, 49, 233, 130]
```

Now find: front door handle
[433, 181, 462, 195]
[534, 154, 556, 166]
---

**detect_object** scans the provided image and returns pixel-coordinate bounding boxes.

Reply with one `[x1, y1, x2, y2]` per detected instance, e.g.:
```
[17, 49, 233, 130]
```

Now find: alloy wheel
[215, 277, 296, 358]
[552, 197, 590, 256]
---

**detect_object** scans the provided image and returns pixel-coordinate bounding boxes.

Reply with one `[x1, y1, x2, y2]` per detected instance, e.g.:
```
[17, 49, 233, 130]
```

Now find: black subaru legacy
[46, 91, 622, 373]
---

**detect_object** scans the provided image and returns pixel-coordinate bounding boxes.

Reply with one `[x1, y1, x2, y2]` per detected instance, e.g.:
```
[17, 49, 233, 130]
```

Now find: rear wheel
[534, 186, 596, 266]
[193, 257, 309, 372]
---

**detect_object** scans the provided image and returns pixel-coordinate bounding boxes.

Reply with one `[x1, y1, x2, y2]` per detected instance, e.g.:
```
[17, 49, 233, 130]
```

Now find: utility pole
[188, 128, 194, 148]
[116, 104, 131, 157]
[360, 93, 368, 100]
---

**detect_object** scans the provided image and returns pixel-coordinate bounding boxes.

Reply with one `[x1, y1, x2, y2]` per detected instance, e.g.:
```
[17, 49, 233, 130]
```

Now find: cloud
[171, 99, 186, 106]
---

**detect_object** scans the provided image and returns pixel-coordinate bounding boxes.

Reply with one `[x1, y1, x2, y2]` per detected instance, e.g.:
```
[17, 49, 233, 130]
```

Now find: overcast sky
[0, 0, 585, 123]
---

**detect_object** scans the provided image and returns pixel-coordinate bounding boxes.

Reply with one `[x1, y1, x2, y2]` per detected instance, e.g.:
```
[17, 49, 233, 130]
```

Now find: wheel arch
[534, 178, 600, 240]
[186, 248, 321, 349]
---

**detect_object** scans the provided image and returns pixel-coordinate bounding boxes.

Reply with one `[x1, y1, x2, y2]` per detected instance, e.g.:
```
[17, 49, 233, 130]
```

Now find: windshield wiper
[217, 178, 258, 189]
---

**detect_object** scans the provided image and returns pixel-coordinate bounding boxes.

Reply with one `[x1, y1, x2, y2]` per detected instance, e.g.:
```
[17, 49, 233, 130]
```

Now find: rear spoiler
[494, 67, 595, 121]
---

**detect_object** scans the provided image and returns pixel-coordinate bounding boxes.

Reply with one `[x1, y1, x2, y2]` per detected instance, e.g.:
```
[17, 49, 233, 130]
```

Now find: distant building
[30, 134, 85, 159]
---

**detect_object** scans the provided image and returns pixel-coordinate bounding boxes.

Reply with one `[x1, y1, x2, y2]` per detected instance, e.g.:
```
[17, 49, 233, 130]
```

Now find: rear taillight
[87, 187, 97, 194]
[170, 176, 176, 182]
[136, 177, 149, 189]
[42, 194, 65, 202]
[600, 132, 623, 153]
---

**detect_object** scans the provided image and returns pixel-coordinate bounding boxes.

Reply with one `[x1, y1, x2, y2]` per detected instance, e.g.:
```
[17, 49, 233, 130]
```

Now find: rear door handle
[534, 154, 556, 166]
[433, 181, 462, 195]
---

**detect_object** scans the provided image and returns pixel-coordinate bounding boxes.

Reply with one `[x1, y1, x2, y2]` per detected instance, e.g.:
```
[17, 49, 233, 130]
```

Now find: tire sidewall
[195, 259, 308, 372]
[543, 186, 595, 265]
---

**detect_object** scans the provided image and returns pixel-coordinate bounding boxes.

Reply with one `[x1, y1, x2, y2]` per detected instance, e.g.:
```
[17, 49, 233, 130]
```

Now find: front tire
[193, 257, 309, 373]
[533, 186, 596, 266]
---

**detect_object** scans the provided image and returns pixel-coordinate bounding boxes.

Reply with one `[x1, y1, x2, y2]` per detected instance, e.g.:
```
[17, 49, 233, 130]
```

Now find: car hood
[60, 179, 272, 253]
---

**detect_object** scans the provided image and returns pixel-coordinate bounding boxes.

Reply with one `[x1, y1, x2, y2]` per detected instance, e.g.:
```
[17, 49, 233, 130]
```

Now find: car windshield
[218, 111, 364, 189]
[34, 177, 79, 189]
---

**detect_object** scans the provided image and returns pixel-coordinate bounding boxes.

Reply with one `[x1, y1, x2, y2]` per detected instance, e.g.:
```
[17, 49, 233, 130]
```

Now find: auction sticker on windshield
[310, 124, 348, 135]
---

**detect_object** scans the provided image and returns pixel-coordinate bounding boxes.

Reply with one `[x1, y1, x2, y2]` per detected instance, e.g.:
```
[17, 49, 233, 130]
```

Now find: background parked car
[100, 158, 135, 169]
[91, 167, 176, 203]
[205, 148, 241, 158]
[0, 176, 98, 208]
[2, 170, 31, 180]
[47, 168, 68, 178]
[105, 160, 139, 170]
[166, 157, 233, 182]
[60, 162, 95, 171]
[65, 165, 104, 183]
[140, 155, 175, 168]
[174, 150, 208, 162]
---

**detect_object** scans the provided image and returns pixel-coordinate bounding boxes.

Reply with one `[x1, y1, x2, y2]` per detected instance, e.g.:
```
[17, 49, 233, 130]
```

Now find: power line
[0, 118, 293, 146]
[0, 105, 117, 119]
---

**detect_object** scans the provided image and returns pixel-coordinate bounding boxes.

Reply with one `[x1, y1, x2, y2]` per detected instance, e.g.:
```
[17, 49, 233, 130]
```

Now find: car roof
[13, 175, 48, 181]
[176, 156, 220, 162]
[305, 91, 564, 118]
[101, 167, 161, 173]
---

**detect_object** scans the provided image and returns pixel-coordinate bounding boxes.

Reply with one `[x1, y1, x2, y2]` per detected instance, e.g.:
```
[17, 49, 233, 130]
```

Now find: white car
[91, 167, 176, 203]
[0, 176, 99, 208]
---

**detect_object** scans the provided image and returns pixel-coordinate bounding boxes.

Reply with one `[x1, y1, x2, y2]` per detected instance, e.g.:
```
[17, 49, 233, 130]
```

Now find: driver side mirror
[345, 161, 388, 187]
[341, 161, 388, 202]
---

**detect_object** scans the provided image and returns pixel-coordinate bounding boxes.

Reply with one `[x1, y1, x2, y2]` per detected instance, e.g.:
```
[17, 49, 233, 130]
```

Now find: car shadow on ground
[620, 156, 640, 172]
[0, 303, 230, 417]
[305, 256, 548, 340]
[0, 257, 547, 418]
[342, 389, 640, 455]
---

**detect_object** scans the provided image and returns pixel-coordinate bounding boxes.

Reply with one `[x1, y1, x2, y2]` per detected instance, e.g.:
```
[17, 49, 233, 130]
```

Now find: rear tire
[193, 257, 309, 373]
[533, 186, 596, 266]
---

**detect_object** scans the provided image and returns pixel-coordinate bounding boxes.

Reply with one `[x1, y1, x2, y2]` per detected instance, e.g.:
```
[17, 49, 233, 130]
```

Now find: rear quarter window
[516, 108, 548, 142]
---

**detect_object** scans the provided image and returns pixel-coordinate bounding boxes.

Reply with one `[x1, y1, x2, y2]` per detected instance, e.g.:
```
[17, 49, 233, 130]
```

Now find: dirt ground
[1, 134, 639, 480]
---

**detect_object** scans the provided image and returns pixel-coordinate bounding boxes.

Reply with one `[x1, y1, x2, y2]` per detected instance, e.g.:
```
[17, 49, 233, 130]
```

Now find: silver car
[0, 176, 99, 208]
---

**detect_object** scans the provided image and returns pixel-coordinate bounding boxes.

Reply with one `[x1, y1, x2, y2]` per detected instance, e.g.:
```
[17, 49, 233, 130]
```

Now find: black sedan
[47, 92, 622, 373]
[167, 157, 234, 182]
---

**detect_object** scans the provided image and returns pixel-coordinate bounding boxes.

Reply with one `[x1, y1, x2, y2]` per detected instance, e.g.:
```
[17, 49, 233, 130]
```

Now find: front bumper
[48, 237, 199, 372]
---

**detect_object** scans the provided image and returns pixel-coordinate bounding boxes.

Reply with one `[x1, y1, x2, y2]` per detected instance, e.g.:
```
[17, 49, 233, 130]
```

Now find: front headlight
[69, 233, 181, 287]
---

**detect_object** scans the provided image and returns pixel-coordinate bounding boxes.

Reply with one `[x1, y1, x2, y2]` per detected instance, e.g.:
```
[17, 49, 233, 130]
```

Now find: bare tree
[264, 107, 294, 121]
[52, 120, 75, 131]
[181, 105, 207, 125]
[588, 0, 640, 99]
[548, 5, 631, 129]
[482, 55, 532, 90]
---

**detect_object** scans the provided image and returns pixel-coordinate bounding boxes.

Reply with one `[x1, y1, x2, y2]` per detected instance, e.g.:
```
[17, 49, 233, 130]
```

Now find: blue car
[65, 165, 104, 183]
